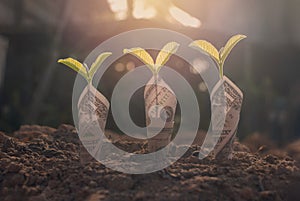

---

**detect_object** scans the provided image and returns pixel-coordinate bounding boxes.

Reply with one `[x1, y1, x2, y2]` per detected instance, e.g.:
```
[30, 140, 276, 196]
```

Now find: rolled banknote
[210, 76, 243, 159]
[77, 84, 110, 164]
[144, 76, 177, 152]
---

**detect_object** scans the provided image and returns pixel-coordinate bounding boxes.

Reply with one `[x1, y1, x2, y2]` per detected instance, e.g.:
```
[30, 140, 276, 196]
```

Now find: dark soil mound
[0, 125, 299, 201]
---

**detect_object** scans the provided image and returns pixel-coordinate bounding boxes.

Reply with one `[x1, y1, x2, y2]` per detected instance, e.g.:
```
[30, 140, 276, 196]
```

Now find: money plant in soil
[189, 34, 247, 79]
[57, 52, 112, 83]
[123, 42, 179, 107]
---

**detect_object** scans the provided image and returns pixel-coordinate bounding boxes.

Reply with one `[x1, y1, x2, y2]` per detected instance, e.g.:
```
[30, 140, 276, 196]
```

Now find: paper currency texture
[210, 76, 243, 159]
[144, 76, 177, 152]
[77, 84, 109, 164]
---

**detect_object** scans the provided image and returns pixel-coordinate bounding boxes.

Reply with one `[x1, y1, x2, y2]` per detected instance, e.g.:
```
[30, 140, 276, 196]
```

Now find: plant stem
[219, 62, 224, 80]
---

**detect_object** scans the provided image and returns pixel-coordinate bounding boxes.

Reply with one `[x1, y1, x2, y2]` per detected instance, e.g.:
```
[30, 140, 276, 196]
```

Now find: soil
[0, 124, 300, 201]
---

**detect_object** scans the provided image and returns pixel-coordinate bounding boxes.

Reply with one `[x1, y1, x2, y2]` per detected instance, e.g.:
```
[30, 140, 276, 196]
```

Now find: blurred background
[0, 0, 299, 146]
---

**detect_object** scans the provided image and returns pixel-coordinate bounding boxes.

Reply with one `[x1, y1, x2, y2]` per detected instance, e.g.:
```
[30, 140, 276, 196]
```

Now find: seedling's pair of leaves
[123, 42, 180, 75]
[58, 52, 112, 83]
[58, 35, 246, 81]
[189, 34, 247, 79]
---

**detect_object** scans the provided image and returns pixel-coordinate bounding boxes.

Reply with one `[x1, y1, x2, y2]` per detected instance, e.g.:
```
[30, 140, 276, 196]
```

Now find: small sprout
[124, 42, 179, 109]
[58, 52, 112, 83]
[123, 42, 180, 75]
[189, 34, 247, 79]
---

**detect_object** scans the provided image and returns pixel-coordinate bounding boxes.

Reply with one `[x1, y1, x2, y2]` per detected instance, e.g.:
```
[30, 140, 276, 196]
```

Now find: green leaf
[124, 48, 155, 73]
[189, 40, 220, 64]
[220, 34, 247, 64]
[89, 52, 112, 81]
[155, 42, 180, 73]
[219, 47, 224, 55]
[58, 58, 88, 80]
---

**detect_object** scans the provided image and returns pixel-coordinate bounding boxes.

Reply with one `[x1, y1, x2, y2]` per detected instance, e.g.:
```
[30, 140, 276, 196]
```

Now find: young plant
[123, 42, 179, 105]
[57, 52, 112, 83]
[189, 34, 247, 79]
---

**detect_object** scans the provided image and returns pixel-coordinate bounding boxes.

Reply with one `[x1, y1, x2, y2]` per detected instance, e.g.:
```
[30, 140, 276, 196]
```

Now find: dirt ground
[1, 124, 300, 201]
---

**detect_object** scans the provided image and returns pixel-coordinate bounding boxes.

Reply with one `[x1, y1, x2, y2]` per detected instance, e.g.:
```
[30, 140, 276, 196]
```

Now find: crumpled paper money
[144, 76, 177, 152]
[210, 76, 243, 159]
[77, 84, 109, 164]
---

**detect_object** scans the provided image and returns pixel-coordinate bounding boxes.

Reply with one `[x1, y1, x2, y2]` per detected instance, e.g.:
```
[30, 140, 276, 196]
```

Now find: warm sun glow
[107, 0, 128, 20]
[169, 6, 201, 28]
[126, 61, 135, 71]
[107, 0, 201, 28]
[115, 63, 125, 72]
[132, 0, 157, 19]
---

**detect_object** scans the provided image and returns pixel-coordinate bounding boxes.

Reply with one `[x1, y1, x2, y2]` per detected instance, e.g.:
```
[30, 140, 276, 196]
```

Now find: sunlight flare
[169, 6, 201, 28]
[132, 0, 157, 19]
[107, 0, 128, 20]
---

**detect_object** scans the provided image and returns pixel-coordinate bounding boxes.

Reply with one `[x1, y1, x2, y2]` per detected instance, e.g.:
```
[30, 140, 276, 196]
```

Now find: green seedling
[189, 34, 247, 79]
[58, 53, 111, 121]
[123, 42, 179, 75]
[57, 52, 112, 83]
[123, 42, 179, 106]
